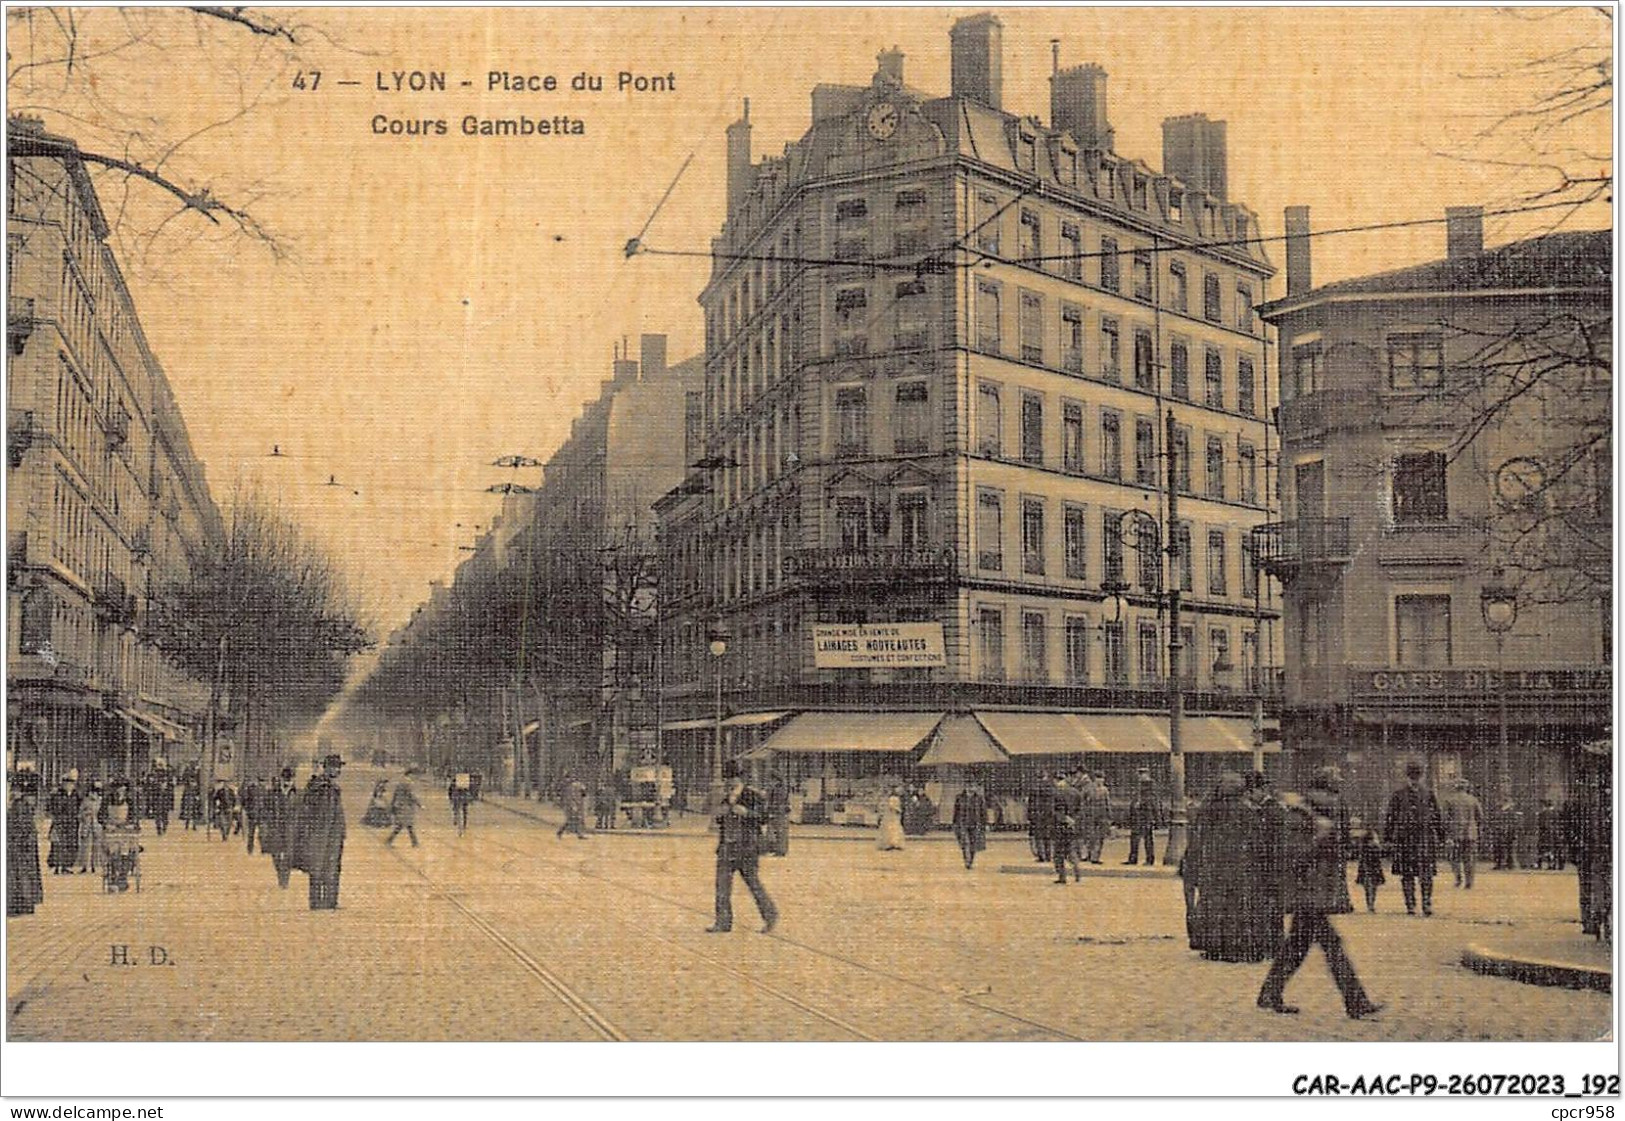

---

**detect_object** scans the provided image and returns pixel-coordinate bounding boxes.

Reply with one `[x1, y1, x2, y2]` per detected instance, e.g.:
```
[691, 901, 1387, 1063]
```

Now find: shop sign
[1354, 667, 1610, 697]
[812, 622, 946, 668]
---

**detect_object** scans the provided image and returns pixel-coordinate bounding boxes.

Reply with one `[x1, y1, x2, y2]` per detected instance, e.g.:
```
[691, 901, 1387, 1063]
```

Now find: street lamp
[1480, 578, 1519, 799]
[708, 630, 729, 792]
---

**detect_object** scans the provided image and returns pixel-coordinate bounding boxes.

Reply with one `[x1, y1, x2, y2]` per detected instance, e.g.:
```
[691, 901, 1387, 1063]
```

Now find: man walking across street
[1383, 761, 1446, 917]
[241, 775, 264, 854]
[952, 782, 988, 870]
[1257, 768, 1383, 1021]
[707, 762, 778, 934]
[293, 754, 347, 910]
[1442, 777, 1484, 889]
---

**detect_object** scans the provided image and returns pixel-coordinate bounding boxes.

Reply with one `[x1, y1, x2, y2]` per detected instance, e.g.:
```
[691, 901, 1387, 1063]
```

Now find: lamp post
[1480, 578, 1519, 799]
[709, 630, 728, 792]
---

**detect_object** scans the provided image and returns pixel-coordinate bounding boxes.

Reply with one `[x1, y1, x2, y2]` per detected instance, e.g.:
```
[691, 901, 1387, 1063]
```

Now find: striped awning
[756, 711, 944, 754]
[975, 713, 1272, 756]
[918, 714, 1008, 766]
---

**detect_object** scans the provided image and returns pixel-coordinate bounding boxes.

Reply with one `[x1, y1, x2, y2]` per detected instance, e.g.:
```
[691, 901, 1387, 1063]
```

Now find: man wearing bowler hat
[293, 753, 348, 910]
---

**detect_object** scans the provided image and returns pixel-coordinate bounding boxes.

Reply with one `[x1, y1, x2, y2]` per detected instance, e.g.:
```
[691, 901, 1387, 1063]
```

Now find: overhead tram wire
[631, 198, 1593, 275]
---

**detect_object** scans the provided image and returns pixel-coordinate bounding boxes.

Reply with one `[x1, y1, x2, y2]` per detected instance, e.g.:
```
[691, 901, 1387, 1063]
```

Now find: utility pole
[1164, 409, 1187, 865]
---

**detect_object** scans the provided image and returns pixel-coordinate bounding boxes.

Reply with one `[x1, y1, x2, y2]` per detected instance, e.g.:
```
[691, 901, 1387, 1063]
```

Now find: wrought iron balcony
[1252, 517, 1352, 580]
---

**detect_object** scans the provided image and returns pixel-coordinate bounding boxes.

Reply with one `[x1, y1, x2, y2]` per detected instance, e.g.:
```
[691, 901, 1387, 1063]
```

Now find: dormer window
[1018, 132, 1037, 172]
[1169, 189, 1184, 223]
[1133, 176, 1148, 211]
[1099, 162, 1115, 200]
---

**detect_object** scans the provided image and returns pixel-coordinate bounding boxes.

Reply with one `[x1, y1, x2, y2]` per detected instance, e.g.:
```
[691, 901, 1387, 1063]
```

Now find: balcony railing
[783, 546, 956, 584]
[1253, 517, 1352, 578]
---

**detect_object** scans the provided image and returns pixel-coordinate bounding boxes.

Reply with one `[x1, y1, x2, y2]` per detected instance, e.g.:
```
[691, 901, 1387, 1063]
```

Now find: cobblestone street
[6, 770, 1611, 1043]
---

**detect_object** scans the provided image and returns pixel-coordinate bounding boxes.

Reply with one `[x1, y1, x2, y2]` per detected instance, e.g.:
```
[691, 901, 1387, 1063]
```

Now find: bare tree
[144, 485, 372, 774]
[7, 6, 357, 263]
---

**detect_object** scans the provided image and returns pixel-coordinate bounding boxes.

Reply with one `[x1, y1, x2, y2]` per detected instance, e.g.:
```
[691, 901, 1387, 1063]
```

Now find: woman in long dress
[877, 786, 906, 851]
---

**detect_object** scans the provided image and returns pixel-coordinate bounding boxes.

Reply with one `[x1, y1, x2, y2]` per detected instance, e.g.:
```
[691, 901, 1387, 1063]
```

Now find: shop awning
[1180, 716, 1280, 754]
[974, 712, 1094, 756]
[756, 711, 944, 754]
[117, 708, 162, 738]
[661, 717, 716, 732]
[918, 714, 1008, 766]
[723, 711, 792, 728]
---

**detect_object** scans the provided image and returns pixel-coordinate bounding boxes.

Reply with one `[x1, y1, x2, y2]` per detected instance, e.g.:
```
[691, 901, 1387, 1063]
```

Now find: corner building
[659, 15, 1282, 804]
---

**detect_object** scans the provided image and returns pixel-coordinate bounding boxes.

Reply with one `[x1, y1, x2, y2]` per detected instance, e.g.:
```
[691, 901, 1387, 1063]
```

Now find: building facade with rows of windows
[1258, 207, 1610, 827]
[656, 15, 1282, 804]
[7, 119, 224, 786]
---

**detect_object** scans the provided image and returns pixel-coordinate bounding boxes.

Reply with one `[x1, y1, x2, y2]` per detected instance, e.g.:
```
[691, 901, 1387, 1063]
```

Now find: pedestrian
[763, 775, 790, 857]
[1354, 827, 1385, 913]
[952, 781, 988, 870]
[1027, 772, 1054, 864]
[555, 776, 587, 839]
[241, 775, 265, 854]
[44, 770, 82, 875]
[877, 785, 906, 851]
[1085, 773, 1110, 863]
[141, 763, 173, 836]
[1189, 771, 1278, 962]
[1382, 761, 1445, 917]
[593, 783, 615, 831]
[1050, 773, 1083, 883]
[386, 769, 422, 847]
[179, 768, 203, 831]
[706, 761, 778, 934]
[258, 767, 299, 889]
[1441, 777, 1484, 888]
[7, 762, 44, 916]
[1124, 771, 1159, 865]
[292, 754, 347, 910]
[210, 780, 237, 842]
[1256, 768, 1383, 1021]
[75, 781, 103, 874]
[450, 772, 474, 833]
[99, 780, 140, 892]
[1536, 798, 1564, 870]
[1489, 794, 1522, 870]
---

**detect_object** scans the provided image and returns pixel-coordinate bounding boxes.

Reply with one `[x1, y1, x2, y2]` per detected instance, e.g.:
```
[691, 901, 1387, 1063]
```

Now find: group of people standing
[1025, 770, 1116, 879]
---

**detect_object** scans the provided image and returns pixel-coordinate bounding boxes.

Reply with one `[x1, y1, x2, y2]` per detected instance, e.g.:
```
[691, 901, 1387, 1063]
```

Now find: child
[1355, 828, 1386, 913]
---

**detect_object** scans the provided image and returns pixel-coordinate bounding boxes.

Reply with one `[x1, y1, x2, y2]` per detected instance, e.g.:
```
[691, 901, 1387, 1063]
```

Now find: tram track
[409, 831, 878, 1041]
[381, 842, 627, 1041]
[475, 802, 1083, 1041]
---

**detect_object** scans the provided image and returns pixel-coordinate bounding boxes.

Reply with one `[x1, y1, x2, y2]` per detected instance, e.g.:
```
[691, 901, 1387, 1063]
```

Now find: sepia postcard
[1, 3, 1616, 1104]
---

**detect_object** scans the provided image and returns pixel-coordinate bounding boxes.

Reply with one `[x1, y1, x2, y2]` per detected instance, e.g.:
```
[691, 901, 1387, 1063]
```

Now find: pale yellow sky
[11, 6, 1610, 636]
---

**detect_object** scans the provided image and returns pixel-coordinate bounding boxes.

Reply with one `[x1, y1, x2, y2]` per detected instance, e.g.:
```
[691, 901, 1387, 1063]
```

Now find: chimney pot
[877, 46, 904, 85]
[1445, 206, 1484, 260]
[640, 334, 668, 380]
[1051, 63, 1112, 151]
[949, 13, 1003, 109]
[1162, 113, 1228, 201]
[1284, 206, 1312, 297]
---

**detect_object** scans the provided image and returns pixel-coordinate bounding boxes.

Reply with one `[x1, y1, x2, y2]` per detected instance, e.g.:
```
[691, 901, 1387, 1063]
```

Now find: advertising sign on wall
[811, 623, 947, 668]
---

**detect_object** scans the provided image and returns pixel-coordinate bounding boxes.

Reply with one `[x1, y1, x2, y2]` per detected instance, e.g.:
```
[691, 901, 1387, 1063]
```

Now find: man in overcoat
[1257, 768, 1382, 1020]
[141, 763, 174, 835]
[1441, 777, 1484, 889]
[1383, 761, 1445, 916]
[707, 761, 778, 934]
[952, 782, 988, 870]
[258, 767, 299, 888]
[1125, 771, 1160, 865]
[1051, 774, 1084, 883]
[293, 755, 347, 909]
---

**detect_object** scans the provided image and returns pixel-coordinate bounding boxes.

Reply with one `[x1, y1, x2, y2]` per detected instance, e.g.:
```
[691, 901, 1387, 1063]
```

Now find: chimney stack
[877, 46, 904, 86]
[640, 333, 668, 380]
[1446, 206, 1484, 260]
[949, 13, 1003, 109]
[725, 99, 753, 216]
[1284, 206, 1312, 297]
[1162, 114, 1228, 201]
[1051, 64, 1112, 151]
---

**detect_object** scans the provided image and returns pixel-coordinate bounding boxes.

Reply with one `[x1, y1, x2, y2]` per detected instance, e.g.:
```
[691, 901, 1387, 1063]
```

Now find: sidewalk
[1461, 924, 1613, 993]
